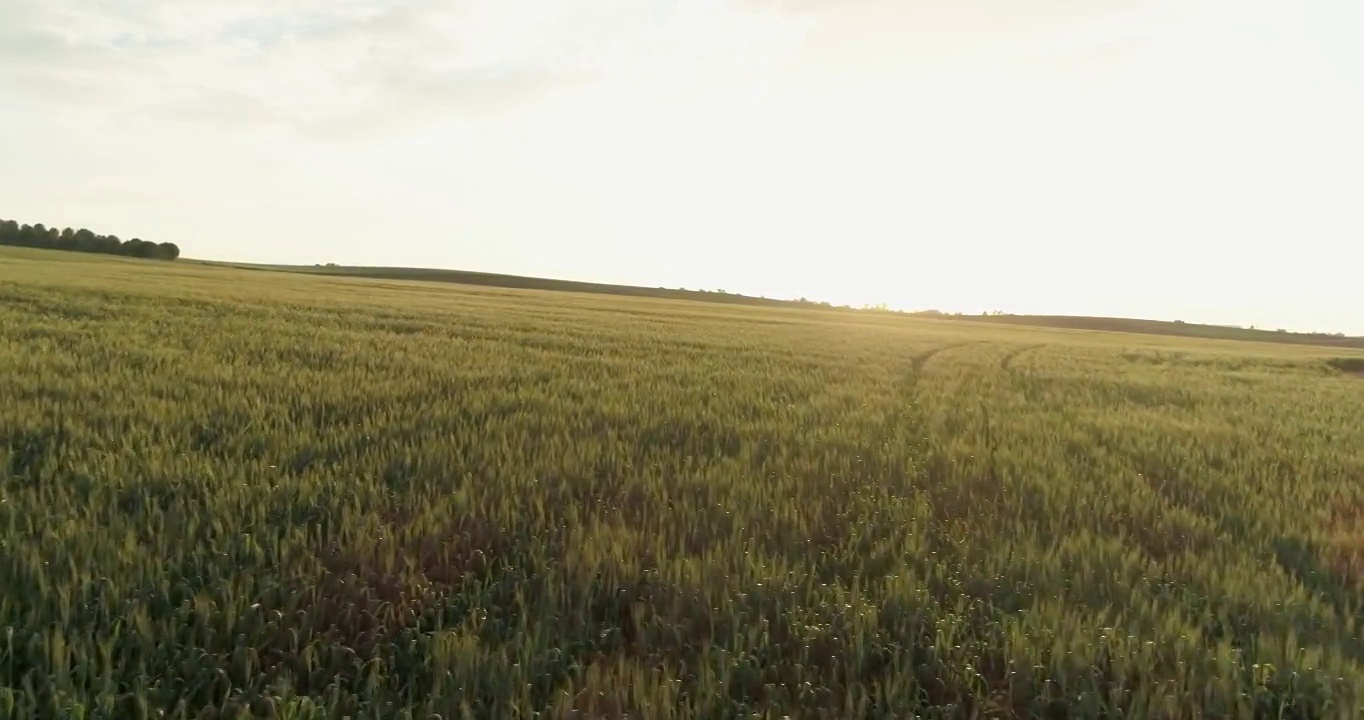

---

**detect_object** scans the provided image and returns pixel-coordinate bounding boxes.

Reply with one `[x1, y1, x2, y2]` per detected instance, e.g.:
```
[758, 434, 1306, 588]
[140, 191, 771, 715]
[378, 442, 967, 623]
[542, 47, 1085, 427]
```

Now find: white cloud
[736, 0, 1173, 71]
[0, 0, 812, 141]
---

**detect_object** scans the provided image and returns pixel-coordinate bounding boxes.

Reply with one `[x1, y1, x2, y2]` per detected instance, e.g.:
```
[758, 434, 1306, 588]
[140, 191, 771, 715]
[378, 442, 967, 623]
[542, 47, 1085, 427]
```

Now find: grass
[2, 245, 1364, 718]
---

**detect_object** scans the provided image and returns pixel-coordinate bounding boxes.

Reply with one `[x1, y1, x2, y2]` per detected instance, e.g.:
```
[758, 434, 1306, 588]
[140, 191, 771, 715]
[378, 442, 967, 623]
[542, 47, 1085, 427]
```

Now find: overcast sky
[3, 0, 1362, 332]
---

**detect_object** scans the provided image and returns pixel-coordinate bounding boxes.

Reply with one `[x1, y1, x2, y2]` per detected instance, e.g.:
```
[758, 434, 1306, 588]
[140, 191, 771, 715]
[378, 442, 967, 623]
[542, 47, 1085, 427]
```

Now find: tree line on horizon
[0, 217, 181, 261]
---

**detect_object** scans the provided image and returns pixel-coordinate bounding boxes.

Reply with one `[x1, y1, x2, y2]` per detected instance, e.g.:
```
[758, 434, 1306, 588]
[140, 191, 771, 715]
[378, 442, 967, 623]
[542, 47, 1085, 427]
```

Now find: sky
[2, 0, 1362, 333]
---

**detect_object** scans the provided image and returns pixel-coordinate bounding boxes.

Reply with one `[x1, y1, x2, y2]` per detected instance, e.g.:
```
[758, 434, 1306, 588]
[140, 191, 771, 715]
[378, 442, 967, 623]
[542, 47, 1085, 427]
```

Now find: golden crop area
[2, 247, 1363, 719]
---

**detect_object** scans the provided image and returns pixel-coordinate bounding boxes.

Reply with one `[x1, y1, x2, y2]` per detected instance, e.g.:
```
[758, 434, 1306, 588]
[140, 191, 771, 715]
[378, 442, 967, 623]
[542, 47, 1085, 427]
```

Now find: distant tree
[0, 216, 184, 260]
[72, 228, 97, 252]
[92, 233, 121, 254]
[122, 238, 159, 258]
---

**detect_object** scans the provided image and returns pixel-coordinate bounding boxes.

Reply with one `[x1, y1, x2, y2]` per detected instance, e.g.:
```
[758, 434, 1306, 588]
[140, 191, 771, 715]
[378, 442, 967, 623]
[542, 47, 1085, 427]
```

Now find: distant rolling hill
[215, 259, 1364, 351]
[209, 261, 830, 310]
[937, 314, 1364, 350]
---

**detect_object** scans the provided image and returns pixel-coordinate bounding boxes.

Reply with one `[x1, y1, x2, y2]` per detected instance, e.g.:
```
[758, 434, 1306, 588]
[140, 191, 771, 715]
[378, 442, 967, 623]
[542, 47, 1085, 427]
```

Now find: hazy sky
[3, 0, 1362, 332]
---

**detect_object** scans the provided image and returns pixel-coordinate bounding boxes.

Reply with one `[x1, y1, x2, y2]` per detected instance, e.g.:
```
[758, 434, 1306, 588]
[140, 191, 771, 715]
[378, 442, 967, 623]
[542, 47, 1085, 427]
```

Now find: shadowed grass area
[2, 247, 1364, 718]
[1328, 357, 1364, 376]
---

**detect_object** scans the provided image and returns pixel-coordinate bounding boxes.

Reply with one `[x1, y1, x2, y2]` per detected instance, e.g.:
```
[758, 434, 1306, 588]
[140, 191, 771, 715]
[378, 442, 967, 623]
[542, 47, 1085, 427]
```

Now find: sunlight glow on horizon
[2, 0, 1362, 333]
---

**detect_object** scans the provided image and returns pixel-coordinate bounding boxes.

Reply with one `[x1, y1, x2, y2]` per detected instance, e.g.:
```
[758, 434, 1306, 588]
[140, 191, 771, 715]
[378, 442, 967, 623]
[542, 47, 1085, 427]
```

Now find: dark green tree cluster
[0, 218, 181, 260]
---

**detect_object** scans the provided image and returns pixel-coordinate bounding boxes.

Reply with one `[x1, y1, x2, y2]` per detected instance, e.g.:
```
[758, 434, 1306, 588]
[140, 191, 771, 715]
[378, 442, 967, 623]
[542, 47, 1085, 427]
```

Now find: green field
[212, 259, 1364, 351]
[3, 246, 1364, 719]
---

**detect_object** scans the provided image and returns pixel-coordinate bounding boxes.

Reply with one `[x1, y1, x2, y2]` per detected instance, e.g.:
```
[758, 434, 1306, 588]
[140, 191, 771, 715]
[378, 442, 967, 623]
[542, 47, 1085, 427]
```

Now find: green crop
[2, 247, 1363, 719]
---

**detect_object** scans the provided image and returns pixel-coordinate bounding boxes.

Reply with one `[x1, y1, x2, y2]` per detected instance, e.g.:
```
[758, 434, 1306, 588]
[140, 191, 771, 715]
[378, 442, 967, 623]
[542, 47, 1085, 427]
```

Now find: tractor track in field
[998, 343, 1043, 373]
[879, 341, 978, 447]
[904, 341, 975, 383]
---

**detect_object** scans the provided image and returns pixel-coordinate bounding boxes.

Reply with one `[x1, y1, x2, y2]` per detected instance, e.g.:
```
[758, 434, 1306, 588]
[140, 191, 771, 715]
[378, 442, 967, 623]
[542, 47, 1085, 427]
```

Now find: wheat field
[2, 247, 1363, 719]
